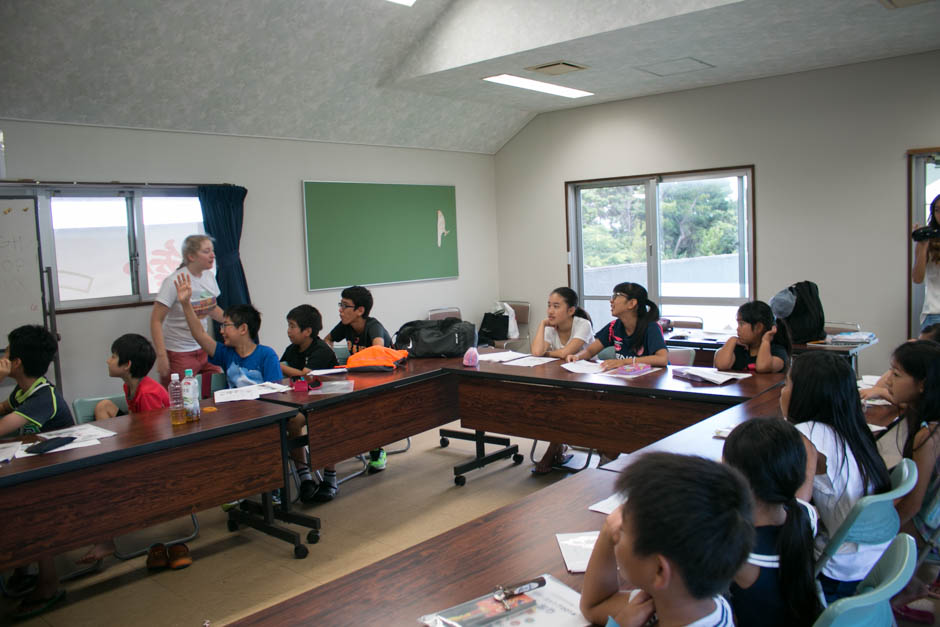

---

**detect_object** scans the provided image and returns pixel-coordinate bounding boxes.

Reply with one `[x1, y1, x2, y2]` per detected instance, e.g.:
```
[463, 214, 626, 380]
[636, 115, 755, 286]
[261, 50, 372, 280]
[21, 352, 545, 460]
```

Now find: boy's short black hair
[7, 325, 58, 378]
[341, 285, 373, 317]
[617, 452, 754, 599]
[225, 304, 262, 344]
[287, 304, 322, 336]
[110, 333, 157, 378]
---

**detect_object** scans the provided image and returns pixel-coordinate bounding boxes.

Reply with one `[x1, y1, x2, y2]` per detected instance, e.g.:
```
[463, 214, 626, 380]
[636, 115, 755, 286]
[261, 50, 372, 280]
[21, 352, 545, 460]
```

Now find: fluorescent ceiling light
[386, 0, 417, 5]
[482, 74, 593, 99]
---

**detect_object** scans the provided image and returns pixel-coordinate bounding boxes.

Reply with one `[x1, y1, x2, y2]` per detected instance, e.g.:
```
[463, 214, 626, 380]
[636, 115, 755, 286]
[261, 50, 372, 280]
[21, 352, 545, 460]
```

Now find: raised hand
[174, 273, 192, 303]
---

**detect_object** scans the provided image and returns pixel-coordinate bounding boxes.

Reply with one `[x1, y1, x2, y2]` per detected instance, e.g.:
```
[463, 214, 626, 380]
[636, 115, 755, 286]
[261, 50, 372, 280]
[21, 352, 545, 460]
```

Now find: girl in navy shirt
[566, 282, 668, 369]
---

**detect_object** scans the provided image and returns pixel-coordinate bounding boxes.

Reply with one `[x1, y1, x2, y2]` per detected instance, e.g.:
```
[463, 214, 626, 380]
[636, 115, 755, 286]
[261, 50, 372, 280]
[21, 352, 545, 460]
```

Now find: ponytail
[777, 497, 824, 625]
[551, 287, 592, 322]
[613, 282, 659, 351]
[738, 300, 792, 366]
[724, 418, 822, 626]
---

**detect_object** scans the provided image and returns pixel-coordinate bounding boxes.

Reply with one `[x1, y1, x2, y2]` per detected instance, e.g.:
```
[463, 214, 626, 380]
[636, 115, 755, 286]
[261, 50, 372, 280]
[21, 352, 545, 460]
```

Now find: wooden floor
[1, 422, 573, 626]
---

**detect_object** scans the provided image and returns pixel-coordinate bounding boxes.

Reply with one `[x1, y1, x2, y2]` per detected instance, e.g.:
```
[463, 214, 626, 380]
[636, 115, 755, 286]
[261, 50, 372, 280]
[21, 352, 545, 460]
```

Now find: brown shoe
[146, 543, 168, 570]
[167, 543, 193, 570]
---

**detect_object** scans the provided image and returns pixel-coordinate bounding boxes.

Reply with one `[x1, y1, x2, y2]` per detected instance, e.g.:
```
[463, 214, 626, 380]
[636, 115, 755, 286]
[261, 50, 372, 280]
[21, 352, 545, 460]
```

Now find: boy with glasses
[315, 285, 393, 501]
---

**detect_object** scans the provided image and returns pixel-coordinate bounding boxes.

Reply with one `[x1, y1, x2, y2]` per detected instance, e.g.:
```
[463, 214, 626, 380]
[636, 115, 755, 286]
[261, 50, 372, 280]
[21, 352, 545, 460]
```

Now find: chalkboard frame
[302, 181, 458, 291]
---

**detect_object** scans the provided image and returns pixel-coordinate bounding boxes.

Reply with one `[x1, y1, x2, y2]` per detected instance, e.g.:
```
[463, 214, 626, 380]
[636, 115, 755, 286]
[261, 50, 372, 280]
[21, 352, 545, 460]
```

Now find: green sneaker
[367, 448, 387, 474]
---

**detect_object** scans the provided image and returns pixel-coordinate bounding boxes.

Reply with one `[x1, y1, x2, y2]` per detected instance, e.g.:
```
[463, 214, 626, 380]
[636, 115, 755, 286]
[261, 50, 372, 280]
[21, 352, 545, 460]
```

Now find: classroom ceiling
[1, 0, 939, 154]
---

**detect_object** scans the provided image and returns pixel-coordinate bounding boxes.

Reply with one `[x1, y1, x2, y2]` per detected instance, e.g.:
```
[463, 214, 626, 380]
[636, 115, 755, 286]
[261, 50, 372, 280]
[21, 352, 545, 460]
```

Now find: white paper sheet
[15, 438, 101, 458]
[502, 356, 558, 367]
[0, 442, 20, 463]
[213, 381, 291, 403]
[478, 351, 530, 363]
[38, 423, 116, 442]
[589, 492, 626, 515]
[308, 368, 347, 376]
[308, 380, 355, 395]
[556, 532, 600, 573]
[561, 360, 605, 374]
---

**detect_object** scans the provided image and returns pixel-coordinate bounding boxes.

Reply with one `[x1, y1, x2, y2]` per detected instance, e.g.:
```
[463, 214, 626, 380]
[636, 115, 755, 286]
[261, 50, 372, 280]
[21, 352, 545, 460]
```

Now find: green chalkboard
[303, 181, 458, 291]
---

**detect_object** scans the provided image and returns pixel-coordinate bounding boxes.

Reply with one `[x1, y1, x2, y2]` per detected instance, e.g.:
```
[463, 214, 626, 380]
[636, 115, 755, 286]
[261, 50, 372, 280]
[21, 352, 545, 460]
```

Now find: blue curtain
[198, 185, 251, 333]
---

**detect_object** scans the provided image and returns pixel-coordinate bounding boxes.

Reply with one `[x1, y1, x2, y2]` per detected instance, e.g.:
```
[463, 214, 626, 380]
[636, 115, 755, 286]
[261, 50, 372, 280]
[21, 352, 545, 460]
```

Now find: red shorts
[162, 348, 222, 398]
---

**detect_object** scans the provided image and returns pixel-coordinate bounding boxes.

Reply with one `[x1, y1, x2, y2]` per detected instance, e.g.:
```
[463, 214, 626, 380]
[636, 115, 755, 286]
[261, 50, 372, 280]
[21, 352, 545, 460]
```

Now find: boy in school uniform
[280, 304, 338, 503]
[581, 453, 754, 627]
[315, 285, 393, 502]
[0, 325, 72, 618]
[174, 274, 282, 387]
[94, 333, 170, 419]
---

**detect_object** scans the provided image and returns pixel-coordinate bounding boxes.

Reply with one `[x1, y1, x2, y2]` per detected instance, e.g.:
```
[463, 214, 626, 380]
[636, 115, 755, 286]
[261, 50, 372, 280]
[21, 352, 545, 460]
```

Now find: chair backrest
[668, 347, 696, 366]
[209, 372, 226, 396]
[428, 307, 461, 321]
[597, 346, 617, 360]
[72, 394, 128, 424]
[815, 458, 917, 576]
[502, 300, 530, 327]
[813, 533, 917, 627]
[332, 343, 350, 366]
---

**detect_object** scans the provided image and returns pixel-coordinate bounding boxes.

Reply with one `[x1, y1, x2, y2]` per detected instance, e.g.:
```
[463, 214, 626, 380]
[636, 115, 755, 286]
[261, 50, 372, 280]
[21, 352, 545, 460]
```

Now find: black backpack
[393, 318, 476, 357]
[782, 280, 826, 344]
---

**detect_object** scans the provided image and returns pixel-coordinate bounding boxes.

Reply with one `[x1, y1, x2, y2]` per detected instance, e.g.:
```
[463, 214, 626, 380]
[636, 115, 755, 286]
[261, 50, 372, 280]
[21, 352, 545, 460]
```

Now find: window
[37, 187, 205, 310]
[568, 167, 754, 331]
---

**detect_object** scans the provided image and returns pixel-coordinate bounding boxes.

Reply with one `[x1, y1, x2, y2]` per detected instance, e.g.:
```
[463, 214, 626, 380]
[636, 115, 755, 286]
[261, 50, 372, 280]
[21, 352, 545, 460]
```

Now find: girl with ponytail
[724, 417, 823, 627]
[714, 300, 791, 373]
[566, 282, 668, 369]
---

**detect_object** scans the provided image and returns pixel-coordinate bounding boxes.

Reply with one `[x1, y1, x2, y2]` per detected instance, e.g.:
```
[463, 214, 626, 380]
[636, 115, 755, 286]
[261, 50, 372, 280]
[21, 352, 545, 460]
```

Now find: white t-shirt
[795, 421, 890, 581]
[155, 267, 220, 352]
[543, 316, 593, 351]
[922, 261, 940, 321]
[615, 592, 733, 627]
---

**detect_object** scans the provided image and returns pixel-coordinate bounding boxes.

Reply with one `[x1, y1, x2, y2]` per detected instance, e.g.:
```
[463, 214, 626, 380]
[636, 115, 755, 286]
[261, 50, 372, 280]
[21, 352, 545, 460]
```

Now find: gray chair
[428, 307, 461, 321]
[493, 301, 530, 352]
[667, 347, 696, 366]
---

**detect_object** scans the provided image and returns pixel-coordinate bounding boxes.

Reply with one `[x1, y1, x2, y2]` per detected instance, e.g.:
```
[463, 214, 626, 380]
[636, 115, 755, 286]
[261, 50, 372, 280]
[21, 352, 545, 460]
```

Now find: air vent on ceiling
[526, 61, 588, 76]
[635, 57, 714, 77]
[878, 0, 932, 7]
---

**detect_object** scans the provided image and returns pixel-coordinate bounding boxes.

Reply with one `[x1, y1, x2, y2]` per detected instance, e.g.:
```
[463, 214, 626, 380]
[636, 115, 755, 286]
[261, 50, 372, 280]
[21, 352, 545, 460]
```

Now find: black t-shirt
[280, 338, 338, 371]
[731, 343, 790, 372]
[328, 317, 392, 353]
[594, 319, 667, 359]
[729, 525, 785, 627]
[8, 377, 74, 434]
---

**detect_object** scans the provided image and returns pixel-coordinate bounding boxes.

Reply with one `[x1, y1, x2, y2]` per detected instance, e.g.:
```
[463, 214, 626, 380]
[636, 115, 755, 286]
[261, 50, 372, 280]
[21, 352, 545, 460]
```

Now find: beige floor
[1, 423, 573, 626]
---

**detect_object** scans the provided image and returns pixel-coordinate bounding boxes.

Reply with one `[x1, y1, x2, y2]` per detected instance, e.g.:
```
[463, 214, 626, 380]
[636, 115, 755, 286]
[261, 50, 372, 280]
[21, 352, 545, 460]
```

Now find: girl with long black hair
[724, 417, 823, 627]
[566, 282, 668, 368]
[782, 351, 891, 603]
[714, 300, 792, 373]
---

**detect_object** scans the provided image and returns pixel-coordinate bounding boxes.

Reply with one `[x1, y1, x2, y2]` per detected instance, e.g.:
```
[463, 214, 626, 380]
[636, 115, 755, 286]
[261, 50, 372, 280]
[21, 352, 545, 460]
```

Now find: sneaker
[368, 449, 387, 474]
[312, 480, 338, 502]
[299, 479, 318, 504]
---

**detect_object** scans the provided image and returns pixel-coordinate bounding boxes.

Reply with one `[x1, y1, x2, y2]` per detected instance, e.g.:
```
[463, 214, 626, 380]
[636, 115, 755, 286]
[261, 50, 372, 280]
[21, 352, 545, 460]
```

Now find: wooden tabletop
[233, 469, 617, 627]
[0, 399, 296, 488]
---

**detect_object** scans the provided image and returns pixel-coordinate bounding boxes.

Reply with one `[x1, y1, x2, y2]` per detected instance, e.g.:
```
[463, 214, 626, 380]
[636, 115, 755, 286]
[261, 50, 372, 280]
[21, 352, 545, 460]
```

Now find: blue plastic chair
[815, 458, 917, 577]
[813, 533, 917, 626]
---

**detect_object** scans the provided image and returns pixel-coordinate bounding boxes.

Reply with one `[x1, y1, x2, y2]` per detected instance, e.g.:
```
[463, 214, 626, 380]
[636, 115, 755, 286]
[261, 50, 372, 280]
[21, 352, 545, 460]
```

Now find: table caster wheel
[294, 545, 309, 559]
[454, 475, 466, 486]
[307, 530, 320, 544]
[512, 453, 524, 464]
[440, 437, 450, 448]
[227, 519, 239, 532]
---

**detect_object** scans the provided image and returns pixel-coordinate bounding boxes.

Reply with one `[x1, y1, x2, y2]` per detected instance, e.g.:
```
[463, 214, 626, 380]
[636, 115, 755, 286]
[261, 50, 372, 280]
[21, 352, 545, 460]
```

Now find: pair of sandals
[146, 543, 192, 571]
[2, 572, 66, 620]
[531, 445, 574, 475]
[892, 579, 940, 624]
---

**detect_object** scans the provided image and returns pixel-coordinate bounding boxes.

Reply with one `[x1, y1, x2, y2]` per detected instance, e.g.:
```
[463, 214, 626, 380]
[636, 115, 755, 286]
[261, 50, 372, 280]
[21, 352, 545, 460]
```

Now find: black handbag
[478, 312, 509, 346]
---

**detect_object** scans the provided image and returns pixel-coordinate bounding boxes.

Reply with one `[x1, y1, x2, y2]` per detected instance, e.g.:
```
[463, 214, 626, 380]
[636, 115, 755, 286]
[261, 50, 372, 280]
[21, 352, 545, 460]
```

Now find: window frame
[566, 165, 756, 319]
[30, 184, 201, 312]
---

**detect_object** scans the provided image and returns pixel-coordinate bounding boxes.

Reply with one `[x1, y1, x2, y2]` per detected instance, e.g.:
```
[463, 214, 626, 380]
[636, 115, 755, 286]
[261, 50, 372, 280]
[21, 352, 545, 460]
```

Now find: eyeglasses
[220, 322, 236, 329]
[610, 292, 630, 301]
[338, 302, 355, 309]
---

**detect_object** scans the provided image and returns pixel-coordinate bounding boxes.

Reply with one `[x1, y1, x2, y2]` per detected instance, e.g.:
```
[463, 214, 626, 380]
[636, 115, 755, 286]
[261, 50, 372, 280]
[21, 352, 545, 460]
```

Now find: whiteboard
[0, 196, 46, 391]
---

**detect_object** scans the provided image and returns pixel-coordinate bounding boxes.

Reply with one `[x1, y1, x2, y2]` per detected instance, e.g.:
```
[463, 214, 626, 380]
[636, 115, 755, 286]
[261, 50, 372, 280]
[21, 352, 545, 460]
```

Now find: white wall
[0, 121, 499, 403]
[494, 50, 940, 373]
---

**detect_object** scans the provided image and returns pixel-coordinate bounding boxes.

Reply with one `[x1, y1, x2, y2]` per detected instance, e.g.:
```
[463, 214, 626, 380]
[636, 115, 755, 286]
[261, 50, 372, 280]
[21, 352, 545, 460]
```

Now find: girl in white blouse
[531, 287, 593, 473]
